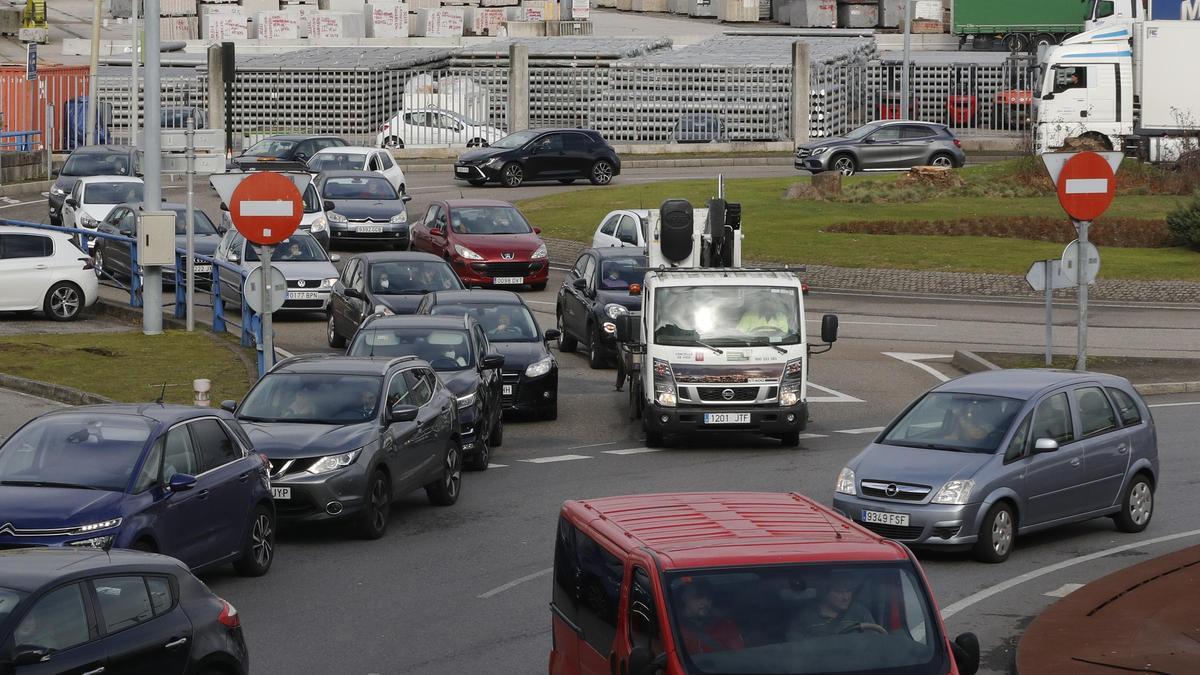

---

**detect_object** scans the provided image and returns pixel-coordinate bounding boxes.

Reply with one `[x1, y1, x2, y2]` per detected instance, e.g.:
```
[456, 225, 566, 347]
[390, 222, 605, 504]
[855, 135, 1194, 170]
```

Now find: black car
[557, 248, 647, 369]
[327, 251, 465, 348]
[347, 315, 504, 470]
[93, 202, 225, 287]
[224, 354, 462, 540]
[49, 145, 143, 226]
[0, 548, 249, 674]
[454, 128, 620, 188]
[417, 290, 561, 420]
[316, 170, 413, 249]
[229, 135, 347, 172]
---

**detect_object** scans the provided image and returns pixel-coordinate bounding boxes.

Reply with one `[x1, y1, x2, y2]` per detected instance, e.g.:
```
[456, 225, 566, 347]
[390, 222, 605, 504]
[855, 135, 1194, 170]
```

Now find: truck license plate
[703, 412, 750, 425]
[286, 291, 321, 300]
[862, 510, 909, 527]
[502, 385, 513, 395]
[271, 487, 291, 500]
[493, 276, 524, 285]
[356, 225, 383, 233]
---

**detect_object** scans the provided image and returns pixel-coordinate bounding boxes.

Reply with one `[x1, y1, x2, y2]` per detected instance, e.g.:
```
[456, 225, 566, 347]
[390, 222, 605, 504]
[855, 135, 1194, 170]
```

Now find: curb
[0, 180, 52, 199]
[951, 350, 1000, 374]
[1135, 381, 1200, 396]
[0, 373, 115, 406]
[950, 350, 1200, 396]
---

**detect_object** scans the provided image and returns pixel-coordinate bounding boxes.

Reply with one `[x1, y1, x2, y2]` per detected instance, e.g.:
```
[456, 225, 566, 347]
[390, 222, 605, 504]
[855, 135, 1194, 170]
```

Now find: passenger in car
[675, 580, 745, 654]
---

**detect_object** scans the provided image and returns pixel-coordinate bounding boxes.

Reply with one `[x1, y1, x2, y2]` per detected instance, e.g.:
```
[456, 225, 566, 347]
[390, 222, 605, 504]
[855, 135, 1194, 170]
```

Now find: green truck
[952, 0, 1098, 52]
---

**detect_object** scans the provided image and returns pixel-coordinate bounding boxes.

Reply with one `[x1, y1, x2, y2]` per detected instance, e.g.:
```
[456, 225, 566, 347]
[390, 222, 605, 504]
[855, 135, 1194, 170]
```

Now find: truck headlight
[306, 448, 362, 475]
[653, 358, 676, 408]
[604, 303, 628, 320]
[835, 467, 857, 496]
[932, 480, 975, 505]
[525, 356, 553, 378]
[780, 385, 800, 407]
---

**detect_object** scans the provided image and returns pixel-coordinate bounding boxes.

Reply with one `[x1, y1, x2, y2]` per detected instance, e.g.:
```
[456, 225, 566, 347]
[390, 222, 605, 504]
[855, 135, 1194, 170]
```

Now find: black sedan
[0, 548, 249, 674]
[556, 248, 647, 369]
[327, 251, 465, 348]
[229, 135, 347, 172]
[317, 171, 413, 249]
[417, 289, 561, 420]
[453, 128, 620, 188]
[93, 202, 224, 287]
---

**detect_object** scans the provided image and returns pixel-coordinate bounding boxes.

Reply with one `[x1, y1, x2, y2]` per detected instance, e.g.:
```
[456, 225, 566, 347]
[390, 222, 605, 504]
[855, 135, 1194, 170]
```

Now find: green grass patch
[0, 331, 253, 405]
[979, 352, 1200, 384]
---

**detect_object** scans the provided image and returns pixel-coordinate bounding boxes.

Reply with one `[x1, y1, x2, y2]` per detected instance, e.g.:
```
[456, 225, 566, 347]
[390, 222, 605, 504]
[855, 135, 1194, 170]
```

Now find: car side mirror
[388, 404, 419, 423]
[323, 201, 336, 211]
[13, 646, 51, 666]
[482, 353, 505, 370]
[544, 328, 561, 342]
[1033, 438, 1059, 454]
[572, 277, 588, 290]
[1042, 92, 1055, 101]
[227, 251, 240, 263]
[65, 197, 78, 208]
[951, 632, 981, 675]
[402, 194, 412, 203]
[330, 254, 341, 263]
[168, 473, 197, 492]
[345, 287, 363, 300]
[821, 314, 839, 343]
[863, 137, 876, 144]
[295, 152, 307, 161]
[534, 227, 542, 234]
[220, 399, 237, 413]
[219, 201, 229, 212]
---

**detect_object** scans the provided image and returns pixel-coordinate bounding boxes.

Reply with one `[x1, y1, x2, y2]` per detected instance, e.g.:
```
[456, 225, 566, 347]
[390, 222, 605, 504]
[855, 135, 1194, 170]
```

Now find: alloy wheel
[931, 155, 954, 169]
[50, 286, 80, 319]
[250, 513, 273, 568]
[503, 164, 524, 187]
[370, 477, 388, 532]
[445, 446, 462, 498]
[592, 161, 613, 185]
[93, 250, 105, 278]
[834, 157, 855, 176]
[991, 509, 1013, 557]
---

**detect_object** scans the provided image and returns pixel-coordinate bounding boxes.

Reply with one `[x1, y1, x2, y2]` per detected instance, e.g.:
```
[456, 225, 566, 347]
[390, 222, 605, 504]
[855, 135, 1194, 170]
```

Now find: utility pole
[1076, 220, 1090, 371]
[143, 0, 163, 335]
[901, 0, 912, 120]
[129, 0, 139, 147]
[185, 118, 196, 331]
[86, 0, 101, 145]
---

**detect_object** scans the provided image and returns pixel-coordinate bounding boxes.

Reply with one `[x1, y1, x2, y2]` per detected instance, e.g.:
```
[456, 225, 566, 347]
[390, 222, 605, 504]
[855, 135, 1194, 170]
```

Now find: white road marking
[239, 200, 295, 217]
[519, 454, 592, 464]
[795, 433, 828, 440]
[0, 196, 19, 204]
[884, 352, 954, 383]
[568, 441, 618, 450]
[486, 463, 508, 468]
[604, 447, 661, 456]
[1043, 583, 1084, 598]
[835, 426, 885, 435]
[477, 567, 553, 599]
[939, 528, 1200, 620]
[0, 199, 42, 211]
[806, 319, 937, 328]
[1064, 178, 1109, 194]
[1149, 401, 1200, 409]
[807, 383, 864, 404]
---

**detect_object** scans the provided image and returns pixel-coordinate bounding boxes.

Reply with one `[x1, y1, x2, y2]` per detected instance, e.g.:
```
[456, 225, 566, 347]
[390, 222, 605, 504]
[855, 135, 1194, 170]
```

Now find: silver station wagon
[832, 369, 1158, 563]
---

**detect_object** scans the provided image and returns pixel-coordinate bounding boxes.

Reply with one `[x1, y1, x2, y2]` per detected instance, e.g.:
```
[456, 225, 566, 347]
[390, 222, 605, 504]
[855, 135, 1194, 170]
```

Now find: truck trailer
[953, 0, 1139, 51]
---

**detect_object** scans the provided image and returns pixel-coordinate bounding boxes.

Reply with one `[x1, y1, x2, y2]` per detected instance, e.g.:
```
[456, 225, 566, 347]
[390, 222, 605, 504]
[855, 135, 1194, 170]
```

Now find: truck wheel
[1034, 33, 1057, 49]
[780, 432, 800, 447]
[1003, 33, 1030, 53]
[645, 430, 664, 447]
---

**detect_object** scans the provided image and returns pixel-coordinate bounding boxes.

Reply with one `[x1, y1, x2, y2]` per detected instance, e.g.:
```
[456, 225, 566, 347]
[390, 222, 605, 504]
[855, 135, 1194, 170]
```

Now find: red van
[549, 492, 980, 675]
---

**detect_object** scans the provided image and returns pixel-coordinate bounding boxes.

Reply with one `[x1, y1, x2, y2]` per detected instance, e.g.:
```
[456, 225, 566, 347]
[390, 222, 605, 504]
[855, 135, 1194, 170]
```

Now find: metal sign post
[1025, 258, 1070, 367]
[185, 118, 196, 331]
[1075, 220, 1090, 370]
[258, 246, 276, 372]
[901, 0, 911, 120]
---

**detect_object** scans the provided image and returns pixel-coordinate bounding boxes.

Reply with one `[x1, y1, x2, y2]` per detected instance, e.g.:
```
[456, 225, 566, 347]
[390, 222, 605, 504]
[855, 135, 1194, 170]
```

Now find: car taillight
[218, 599, 240, 628]
[80, 256, 94, 270]
[953, 138, 962, 148]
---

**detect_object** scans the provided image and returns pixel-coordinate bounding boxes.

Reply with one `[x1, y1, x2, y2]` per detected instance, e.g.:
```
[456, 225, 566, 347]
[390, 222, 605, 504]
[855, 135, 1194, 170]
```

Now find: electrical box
[139, 210, 177, 267]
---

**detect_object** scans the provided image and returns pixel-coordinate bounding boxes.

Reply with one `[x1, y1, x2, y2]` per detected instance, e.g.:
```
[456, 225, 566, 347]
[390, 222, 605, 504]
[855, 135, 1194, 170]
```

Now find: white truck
[614, 192, 839, 448]
[1036, 12, 1200, 161]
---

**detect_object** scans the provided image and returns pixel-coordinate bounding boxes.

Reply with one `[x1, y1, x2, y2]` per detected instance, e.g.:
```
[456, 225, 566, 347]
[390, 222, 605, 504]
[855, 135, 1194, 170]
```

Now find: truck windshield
[665, 562, 948, 675]
[653, 286, 801, 348]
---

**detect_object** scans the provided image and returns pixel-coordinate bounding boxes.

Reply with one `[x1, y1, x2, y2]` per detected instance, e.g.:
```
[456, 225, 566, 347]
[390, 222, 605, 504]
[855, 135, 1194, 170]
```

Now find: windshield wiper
[0, 480, 100, 490]
[746, 337, 787, 354]
[886, 440, 975, 453]
[236, 415, 275, 423]
[683, 339, 723, 355]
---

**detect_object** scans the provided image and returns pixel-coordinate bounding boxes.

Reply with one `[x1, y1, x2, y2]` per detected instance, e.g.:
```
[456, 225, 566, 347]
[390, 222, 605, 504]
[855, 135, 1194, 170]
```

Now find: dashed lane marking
[477, 567, 553, 599]
[834, 426, 886, 435]
[603, 447, 661, 456]
[518, 454, 592, 464]
[1044, 583, 1084, 598]
[486, 463, 508, 469]
[568, 441, 618, 450]
[796, 433, 828, 440]
[1149, 401, 1200, 409]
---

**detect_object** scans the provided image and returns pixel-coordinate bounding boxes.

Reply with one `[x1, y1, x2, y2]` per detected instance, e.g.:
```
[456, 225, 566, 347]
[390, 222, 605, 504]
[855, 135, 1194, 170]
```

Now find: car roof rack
[384, 356, 420, 369]
[268, 353, 339, 372]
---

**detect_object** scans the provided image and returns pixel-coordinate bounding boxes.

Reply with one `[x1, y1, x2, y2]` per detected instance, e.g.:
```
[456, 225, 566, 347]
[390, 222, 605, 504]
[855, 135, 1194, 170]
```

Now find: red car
[410, 198, 550, 291]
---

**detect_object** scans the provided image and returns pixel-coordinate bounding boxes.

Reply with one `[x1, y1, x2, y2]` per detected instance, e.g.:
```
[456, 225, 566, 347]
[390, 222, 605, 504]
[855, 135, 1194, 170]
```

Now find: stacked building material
[254, 10, 305, 38]
[562, 0, 590, 20]
[836, 0, 876, 29]
[307, 10, 367, 37]
[787, 0, 834, 27]
[463, 5, 505, 34]
[201, 4, 249, 41]
[159, 16, 199, 39]
[715, 0, 758, 22]
[365, 2, 409, 37]
[410, 7, 463, 36]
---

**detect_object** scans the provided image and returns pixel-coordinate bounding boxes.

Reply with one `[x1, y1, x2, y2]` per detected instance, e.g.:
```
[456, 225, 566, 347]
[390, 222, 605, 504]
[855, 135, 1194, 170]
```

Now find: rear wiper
[0, 480, 100, 490]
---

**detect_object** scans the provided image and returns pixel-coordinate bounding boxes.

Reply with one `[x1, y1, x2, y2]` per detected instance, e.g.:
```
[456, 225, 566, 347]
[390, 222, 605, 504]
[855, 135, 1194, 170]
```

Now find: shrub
[827, 216, 1172, 248]
[1166, 196, 1200, 250]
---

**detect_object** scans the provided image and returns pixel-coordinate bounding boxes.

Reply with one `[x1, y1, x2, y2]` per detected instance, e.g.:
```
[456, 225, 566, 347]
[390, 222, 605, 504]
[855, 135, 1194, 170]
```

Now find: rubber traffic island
[1017, 544, 1200, 674]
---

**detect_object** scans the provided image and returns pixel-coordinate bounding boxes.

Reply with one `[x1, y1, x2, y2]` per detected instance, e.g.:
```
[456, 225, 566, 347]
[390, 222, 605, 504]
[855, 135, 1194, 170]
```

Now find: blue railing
[0, 218, 272, 376]
[0, 131, 43, 152]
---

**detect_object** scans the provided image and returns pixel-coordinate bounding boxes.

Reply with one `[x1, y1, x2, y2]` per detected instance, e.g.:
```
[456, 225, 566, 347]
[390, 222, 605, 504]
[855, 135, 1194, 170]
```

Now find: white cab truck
[614, 194, 839, 448]
[1036, 11, 1200, 161]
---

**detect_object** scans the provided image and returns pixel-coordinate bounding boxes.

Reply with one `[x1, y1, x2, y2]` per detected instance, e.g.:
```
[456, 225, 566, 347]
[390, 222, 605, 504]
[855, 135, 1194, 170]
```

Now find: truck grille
[697, 386, 762, 402]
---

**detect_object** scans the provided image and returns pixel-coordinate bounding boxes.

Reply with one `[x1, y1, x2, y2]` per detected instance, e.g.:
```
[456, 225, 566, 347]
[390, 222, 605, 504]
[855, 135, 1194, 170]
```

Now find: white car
[591, 209, 650, 249]
[221, 181, 330, 250]
[62, 176, 145, 245]
[375, 108, 506, 150]
[0, 225, 99, 321]
[307, 146, 407, 194]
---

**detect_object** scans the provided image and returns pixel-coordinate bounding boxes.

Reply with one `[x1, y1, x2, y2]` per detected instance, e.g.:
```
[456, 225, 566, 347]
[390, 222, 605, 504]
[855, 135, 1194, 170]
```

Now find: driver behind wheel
[736, 294, 789, 333]
[786, 571, 887, 639]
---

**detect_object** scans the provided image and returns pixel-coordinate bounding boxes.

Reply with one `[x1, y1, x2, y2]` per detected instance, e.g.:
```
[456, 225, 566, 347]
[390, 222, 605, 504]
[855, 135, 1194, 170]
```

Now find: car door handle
[83, 668, 105, 675]
[164, 637, 189, 649]
[1069, 458, 1081, 467]
[239, 471, 251, 482]
[1117, 444, 1128, 454]
[196, 489, 210, 499]
[35, 264, 48, 269]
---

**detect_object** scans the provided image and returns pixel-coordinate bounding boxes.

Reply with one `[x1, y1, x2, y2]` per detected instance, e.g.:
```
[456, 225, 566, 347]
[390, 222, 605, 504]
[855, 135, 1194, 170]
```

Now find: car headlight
[835, 467, 857, 496]
[327, 211, 347, 224]
[525, 356, 553, 378]
[52, 186, 67, 196]
[374, 304, 395, 316]
[484, 157, 505, 169]
[604, 303, 628, 320]
[79, 214, 98, 228]
[390, 211, 408, 225]
[456, 391, 477, 409]
[932, 480, 975, 505]
[305, 448, 362, 475]
[309, 216, 328, 233]
[321, 277, 337, 288]
[811, 147, 828, 156]
[454, 244, 483, 260]
[531, 243, 547, 260]
[68, 536, 114, 549]
[76, 518, 122, 533]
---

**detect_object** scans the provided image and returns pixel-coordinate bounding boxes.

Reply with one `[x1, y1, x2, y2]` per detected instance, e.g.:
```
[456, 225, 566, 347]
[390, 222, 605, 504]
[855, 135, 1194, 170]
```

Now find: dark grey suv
[224, 354, 462, 540]
[49, 145, 143, 226]
[795, 121, 966, 176]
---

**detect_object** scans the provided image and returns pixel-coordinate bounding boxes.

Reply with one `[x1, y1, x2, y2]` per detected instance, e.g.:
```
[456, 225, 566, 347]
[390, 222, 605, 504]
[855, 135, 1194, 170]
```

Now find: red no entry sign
[230, 172, 303, 246]
[1056, 152, 1116, 222]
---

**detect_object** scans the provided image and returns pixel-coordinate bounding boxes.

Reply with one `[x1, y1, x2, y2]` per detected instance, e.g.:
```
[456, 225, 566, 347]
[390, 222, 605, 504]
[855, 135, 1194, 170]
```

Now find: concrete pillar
[791, 41, 811, 148]
[206, 44, 224, 132]
[508, 43, 529, 133]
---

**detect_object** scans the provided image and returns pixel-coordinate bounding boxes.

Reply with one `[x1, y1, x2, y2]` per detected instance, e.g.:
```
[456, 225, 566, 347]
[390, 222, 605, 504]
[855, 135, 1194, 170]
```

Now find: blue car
[0, 405, 276, 577]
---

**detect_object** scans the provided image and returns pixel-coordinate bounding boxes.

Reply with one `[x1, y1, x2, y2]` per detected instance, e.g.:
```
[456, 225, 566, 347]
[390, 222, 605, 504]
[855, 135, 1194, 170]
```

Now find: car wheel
[327, 313, 346, 349]
[424, 441, 462, 506]
[831, 154, 857, 176]
[973, 502, 1016, 563]
[557, 312, 578, 352]
[589, 160, 614, 186]
[44, 282, 83, 321]
[531, 282, 547, 292]
[466, 137, 488, 148]
[468, 178, 487, 187]
[930, 153, 955, 169]
[1114, 474, 1154, 533]
[558, 178, 576, 185]
[779, 432, 800, 447]
[501, 162, 524, 188]
[233, 505, 275, 577]
[356, 470, 391, 540]
[383, 136, 404, 149]
[93, 248, 106, 279]
[588, 323, 606, 370]
[465, 440, 490, 471]
[542, 400, 558, 421]
[50, 213, 62, 227]
[488, 414, 504, 448]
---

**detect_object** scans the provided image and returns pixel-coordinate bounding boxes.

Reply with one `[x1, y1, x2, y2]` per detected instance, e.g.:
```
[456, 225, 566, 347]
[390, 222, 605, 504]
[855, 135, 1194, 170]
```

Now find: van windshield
[665, 562, 948, 675]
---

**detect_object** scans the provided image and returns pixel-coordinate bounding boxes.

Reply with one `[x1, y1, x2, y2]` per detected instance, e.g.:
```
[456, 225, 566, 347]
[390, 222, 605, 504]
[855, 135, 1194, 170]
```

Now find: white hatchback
[375, 108, 506, 149]
[591, 209, 650, 249]
[307, 146, 408, 195]
[62, 176, 145, 248]
[0, 226, 99, 321]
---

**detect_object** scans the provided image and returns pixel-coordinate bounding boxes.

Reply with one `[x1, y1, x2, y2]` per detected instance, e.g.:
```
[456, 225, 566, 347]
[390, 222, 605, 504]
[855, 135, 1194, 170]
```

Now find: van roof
[565, 492, 908, 569]
[645, 270, 804, 286]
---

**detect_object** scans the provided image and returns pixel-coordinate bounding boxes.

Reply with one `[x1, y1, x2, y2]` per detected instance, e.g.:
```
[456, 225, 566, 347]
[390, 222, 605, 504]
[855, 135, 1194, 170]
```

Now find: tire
[1114, 474, 1154, 533]
[831, 154, 857, 177]
[488, 414, 503, 448]
[93, 248, 106, 279]
[779, 432, 800, 447]
[531, 282, 547, 292]
[1003, 32, 1030, 53]
[356, 470, 391, 540]
[232, 505, 275, 577]
[588, 324, 606, 370]
[465, 441, 490, 471]
[327, 313, 346, 349]
[501, 162, 524, 188]
[468, 178, 487, 187]
[645, 430, 664, 448]
[589, 160, 614, 186]
[930, 153, 956, 169]
[557, 312, 578, 353]
[1034, 33, 1057, 49]
[972, 502, 1016, 563]
[50, 213, 62, 227]
[44, 282, 84, 321]
[382, 136, 404, 150]
[558, 178, 576, 185]
[424, 441, 463, 506]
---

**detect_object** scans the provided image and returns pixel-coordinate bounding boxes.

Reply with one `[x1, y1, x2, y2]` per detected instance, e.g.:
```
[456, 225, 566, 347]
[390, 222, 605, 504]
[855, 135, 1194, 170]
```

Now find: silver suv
[832, 369, 1158, 563]
[795, 121, 966, 176]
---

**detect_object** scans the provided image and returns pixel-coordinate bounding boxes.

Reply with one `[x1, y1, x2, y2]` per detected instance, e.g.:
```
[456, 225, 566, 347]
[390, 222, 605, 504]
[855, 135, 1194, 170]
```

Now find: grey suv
[795, 121, 966, 176]
[224, 354, 462, 540]
[832, 369, 1157, 563]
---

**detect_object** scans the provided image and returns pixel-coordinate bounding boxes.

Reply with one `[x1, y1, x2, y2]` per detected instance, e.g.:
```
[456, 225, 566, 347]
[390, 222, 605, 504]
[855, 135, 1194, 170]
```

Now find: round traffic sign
[230, 172, 303, 246]
[1056, 152, 1116, 222]
[243, 264, 288, 315]
[1061, 240, 1100, 285]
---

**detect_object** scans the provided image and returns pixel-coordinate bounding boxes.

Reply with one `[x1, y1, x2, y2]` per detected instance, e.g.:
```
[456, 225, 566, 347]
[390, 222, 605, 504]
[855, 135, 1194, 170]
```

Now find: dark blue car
[0, 405, 275, 577]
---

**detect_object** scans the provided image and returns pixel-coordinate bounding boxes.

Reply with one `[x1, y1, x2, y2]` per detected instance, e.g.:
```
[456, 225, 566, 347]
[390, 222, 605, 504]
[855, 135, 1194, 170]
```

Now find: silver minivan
[832, 369, 1158, 563]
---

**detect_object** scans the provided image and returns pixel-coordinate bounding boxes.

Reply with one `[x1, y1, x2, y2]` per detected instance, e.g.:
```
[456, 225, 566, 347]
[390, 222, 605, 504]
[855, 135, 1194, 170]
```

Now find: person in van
[674, 579, 745, 653]
[787, 571, 887, 638]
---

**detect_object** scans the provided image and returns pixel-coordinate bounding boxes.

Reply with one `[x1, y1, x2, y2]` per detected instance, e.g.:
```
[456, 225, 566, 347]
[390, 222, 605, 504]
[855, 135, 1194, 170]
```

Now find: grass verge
[0, 331, 253, 405]
[979, 352, 1200, 384]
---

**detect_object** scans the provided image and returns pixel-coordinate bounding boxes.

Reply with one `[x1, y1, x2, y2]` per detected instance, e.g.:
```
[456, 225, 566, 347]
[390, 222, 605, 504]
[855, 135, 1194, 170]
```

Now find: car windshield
[665, 562, 947, 675]
[168, 209, 218, 235]
[843, 123, 883, 140]
[490, 129, 539, 149]
[449, 206, 532, 235]
[322, 176, 398, 201]
[599, 256, 647, 290]
[237, 373, 382, 424]
[0, 413, 154, 492]
[370, 261, 462, 294]
[430, 303, 539, 342]
[244, 236, 325, 262]
[0, 588, 24, 623]
[84, 182, 143, 205]
[62, 153, 131, 176]
[348, 328, 474, 371]
[881, 392, 1024, 454]
[243, 139, 296, 158]
[654, 286, 801, 347]
[309, 153, 367, 172]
